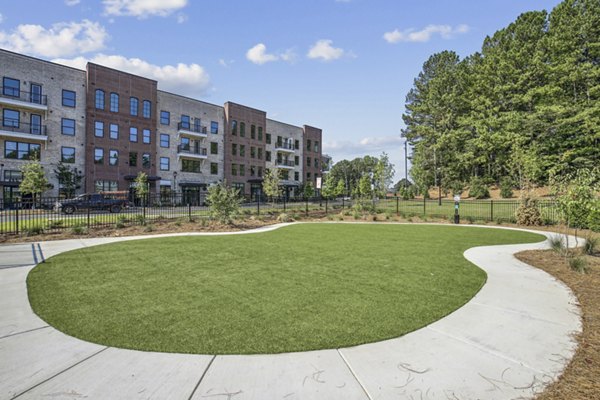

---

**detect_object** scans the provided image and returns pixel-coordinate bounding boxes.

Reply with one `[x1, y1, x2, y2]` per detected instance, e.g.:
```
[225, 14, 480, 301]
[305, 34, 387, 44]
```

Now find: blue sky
[0, 0, 562, 182]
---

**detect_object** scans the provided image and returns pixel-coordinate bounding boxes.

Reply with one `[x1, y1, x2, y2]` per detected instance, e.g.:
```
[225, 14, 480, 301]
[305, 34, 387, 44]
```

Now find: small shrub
[46, 219, 64, 230]
[327, 214, 334, 221]
[549, 235, 565, 253]
[466, 215, 475, 224]
[495, 217, 503, 225]
[206, 183, 242, 225]
[143, 224, 154, 232]
[353, 211, 361, 220]
[201, 218, 208, 227]
[133, 214, 147, 226]
[515, 196, 542, 226]
[422, 216, 428, 222]
[174, 219, 182, 227]
[155, 215, 165, 221]
[24, 225, 44, 236]
[468, 176, 490, 199]
[277, 213, 292, 223]
[407, 217, 413, 222]
[115, 220, 125, 229]
[499, 177, 514, 199]
[588, 205, 600, 232]
[343, 210, 351, 216]
[70, 223, 87, 235]
[583, 236, 598, 255]
[568, 256, 588, 273]
[542, 217, 555, 226]
[385, 212, 392, 220]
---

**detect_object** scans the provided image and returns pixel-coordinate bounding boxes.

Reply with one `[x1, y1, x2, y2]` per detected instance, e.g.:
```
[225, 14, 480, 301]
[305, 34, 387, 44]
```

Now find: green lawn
[27, 223, 543, 354]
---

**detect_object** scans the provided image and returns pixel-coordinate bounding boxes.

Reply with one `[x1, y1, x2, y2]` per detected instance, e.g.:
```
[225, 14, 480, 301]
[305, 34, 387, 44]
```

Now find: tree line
[403, 0, 600, 195]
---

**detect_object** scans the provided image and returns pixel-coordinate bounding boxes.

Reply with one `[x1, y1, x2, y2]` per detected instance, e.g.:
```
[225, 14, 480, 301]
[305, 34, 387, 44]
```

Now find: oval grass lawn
[27, 224, 543, 354]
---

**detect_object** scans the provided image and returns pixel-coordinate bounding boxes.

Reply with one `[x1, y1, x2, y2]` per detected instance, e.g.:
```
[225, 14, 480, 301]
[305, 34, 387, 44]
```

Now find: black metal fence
[0, 194, 561, 236]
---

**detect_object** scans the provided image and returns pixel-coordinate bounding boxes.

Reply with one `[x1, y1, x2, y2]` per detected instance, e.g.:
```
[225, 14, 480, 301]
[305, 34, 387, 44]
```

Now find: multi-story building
[0, 49, 323, 205]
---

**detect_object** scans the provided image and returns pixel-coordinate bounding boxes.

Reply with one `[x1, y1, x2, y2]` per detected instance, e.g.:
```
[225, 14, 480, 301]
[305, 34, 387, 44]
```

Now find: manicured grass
[27, 224, 543, 354]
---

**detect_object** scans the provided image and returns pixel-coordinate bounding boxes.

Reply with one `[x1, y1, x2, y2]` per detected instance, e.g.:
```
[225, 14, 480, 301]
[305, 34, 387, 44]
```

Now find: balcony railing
[177, 144, 207, 156]
[0, 121, 47, 136]
[0, 87, 48, 105]
[178, 122, 207, 134]
[275, 142, 295, 151]
[276, 159, 295, 167]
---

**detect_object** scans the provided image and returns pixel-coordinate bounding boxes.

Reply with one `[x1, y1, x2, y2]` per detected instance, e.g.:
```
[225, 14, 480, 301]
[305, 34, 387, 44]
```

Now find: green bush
[549, 235, 565, 253]
[588, 203, 600, 232]
[24, 225, 44, 236]
[568, 256, 588, 273]
[499, 177, 514, 199]
[516, 196, 542, 226]
[143, 224, 154, 232]
[46, 219, 64, 230]
[206, 183, 242, 225]
[584, 236, 598, 256]
[70, 223, 87, 235]
[468, 177, 490, 199]
[133, 214, 147, 226]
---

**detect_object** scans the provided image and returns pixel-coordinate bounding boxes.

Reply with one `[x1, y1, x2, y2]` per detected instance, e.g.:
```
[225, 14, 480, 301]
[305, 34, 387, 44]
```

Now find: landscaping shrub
[133, 214, 147, 226]
[143, 224, 154, 232]
[46, 220, 64, 230]
[584, 236, 598, 256]
[499, 177, 514, 199]
[468, 176, 490, 199]
[206, 183, 241, 225]
[70, 223, 87, 235]
[569, 256, 588, 273]
[549, 235, 565, 254]
[466, 215, 475, 224]
[277, 213, 292, 223]
[515, 196, 542, 226]
[588, 203, 600, 232]
[24, 225, 44, 236]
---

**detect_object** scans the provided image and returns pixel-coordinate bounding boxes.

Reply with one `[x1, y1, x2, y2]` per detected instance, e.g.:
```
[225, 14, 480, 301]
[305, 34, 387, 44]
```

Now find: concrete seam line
[426, 327, 543, 374]
[187, 354, 216, 400]
[11, 346, 109, 399]
[0, 325, 50, 340]
[336, 349, 374, 400]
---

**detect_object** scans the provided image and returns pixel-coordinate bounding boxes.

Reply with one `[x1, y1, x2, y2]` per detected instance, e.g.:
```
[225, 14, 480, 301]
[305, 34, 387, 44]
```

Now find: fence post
[257, 197, 260, 215]
[342, 197, 345, 210]
[305, 197, 308, 216]
[188, 203, 192, 221]
[143, 202, 146, 222]
[283, 196, 286, 212]
[87, 206, 90, 228]
[396, 197, 399, 216]
[423, 197, 426, 216]
[15, 207, 19, 235]
[490, 200, 494, 222]
[325, 197, 328, 214]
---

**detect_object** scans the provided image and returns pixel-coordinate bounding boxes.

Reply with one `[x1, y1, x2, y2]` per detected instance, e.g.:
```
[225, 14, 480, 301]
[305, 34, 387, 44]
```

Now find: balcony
[275, 159, 295, 169]
[0, 87, 48, 112]
[178, 122, 207, 139]
[275, 141, 295, 153]
[177, 144, 208, 160]
[0, 121, 48, 141]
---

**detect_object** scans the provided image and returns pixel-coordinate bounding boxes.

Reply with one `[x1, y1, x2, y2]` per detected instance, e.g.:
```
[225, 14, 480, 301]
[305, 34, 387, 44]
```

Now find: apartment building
[0, 49, 323, 205]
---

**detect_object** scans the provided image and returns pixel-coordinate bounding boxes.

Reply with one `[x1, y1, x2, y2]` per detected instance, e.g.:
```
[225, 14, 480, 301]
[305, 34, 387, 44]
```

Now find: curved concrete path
[0, 223, 581, 400]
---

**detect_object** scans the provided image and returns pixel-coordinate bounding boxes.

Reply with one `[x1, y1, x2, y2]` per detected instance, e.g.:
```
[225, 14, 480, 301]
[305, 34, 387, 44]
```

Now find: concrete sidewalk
[0, 224, 581, 399]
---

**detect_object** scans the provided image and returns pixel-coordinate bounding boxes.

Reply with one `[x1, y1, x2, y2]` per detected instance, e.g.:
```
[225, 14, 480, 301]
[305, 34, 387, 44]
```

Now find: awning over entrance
[124, 175, 162, 181]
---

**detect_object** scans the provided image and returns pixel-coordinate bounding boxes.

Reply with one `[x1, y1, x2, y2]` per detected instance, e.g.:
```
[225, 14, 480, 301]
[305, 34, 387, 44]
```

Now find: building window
[110, 123, 119, 139]
[231, 120, 237, 135]
[210, 162, 218, 175]
[307, 140, 311, 151]
[61, 147, 75, 163]
[109, 92, 119, 112]
[240, 122, 246, 137]
[210, 142, 218, 155]
[94, 148, 104, 164]
[129, 152, 137, 167]
[232, 143, 237, 156]
[258, 127, 263, 141]
[109, 150, 118, 166]
[194, 118, 201, 132]
[62, 90, 76, 107]
[95, 180, 118, 192]
[314, 141, 319, 152]
[315, 159, 319, 168]
[281, 170, 289, 180]
[160, 133, 170, 148]
[30, 84, 42, 104]
[295, 140, 299, 150]
[95, 89, 105, 109]
[142, 100, 151, 118]
[61, 118, 75, 135]
[182, 159, 201, 173]
[94, 121, 104, 137]
[30, 114, 42, 135]
[142, 153, 150, 168]
[130, 97, 138, 116]
[239, 144, 245, 157]
[4, 141, 40, 160]
[266, 133, 271, 144]
[232, 182, 244, 194]
[239, 164, 245, 176]
[295, 156, 299, 166]
[180, 136, 190, 150]
[250, 146, 256, 159]
[258, 148, 263, 160]
[266, 151, 271, 162]
[307, 157, 311, 167]
[211, 121, 218, 134]
[160, 157, 170, 171]
[294, 171, 299, 181]
[160, 111, 170, 125]
[181, 114, 190, 129]
[250, 125, 256, 139]
[130, 127, 138, 142]
[142, 129, 151, 144]
[2, 77, 20, 97]
[231, 164, 238, 176]
[250, 165, 256, 177]
[307, 172, 311, 180]
[3, 108, 19, 127]
[258, 167, 263, 177]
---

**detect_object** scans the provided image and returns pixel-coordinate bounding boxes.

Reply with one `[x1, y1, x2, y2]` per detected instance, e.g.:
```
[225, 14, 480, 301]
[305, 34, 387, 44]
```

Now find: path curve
[0, 223, 581, 400]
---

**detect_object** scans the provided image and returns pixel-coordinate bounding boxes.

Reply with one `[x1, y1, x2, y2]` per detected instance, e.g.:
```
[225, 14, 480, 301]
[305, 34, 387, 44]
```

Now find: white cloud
[324, 136, 403, 155]
[246, 43, 279, 65]
[53, 54, 210, 97]
[103, 0, 188, 18]
[65, 0, 81, 6]
[176, 13, 188, 24]
[383, 24, 469, 43]
[307, 39, 346, 61]
[280, 48, 298, 63]
[0, 20, 108, 58]
[218, 58, 234, 68]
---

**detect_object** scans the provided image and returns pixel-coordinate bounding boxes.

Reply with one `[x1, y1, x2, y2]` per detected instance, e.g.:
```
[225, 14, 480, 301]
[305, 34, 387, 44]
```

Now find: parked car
[55, 194, 129, 214]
